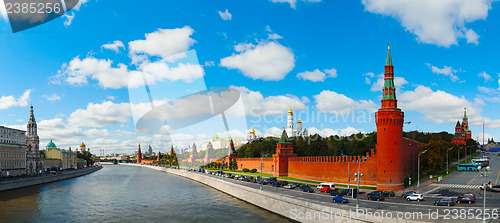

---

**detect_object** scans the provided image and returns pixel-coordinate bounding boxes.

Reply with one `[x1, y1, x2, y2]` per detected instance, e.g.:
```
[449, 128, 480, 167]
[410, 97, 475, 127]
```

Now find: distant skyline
[1, 0, 500, 154]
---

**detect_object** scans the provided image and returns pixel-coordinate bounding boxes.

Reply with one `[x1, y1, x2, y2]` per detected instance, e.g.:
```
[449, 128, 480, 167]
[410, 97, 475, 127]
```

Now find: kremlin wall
[219, 45, 423, 191]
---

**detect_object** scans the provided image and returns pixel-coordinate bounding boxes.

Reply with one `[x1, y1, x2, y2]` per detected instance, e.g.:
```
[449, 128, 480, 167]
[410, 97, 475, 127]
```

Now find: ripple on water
[0, 165, 290, 223]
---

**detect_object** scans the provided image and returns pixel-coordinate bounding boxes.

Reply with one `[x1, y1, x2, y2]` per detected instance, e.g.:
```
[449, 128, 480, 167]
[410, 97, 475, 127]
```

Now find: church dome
[297, 120, 302, 124]
[288, 108, 293, 115]
[250, 128, 255, 134]
[80, 142, 86, 147]
[47, 140, 56, 148]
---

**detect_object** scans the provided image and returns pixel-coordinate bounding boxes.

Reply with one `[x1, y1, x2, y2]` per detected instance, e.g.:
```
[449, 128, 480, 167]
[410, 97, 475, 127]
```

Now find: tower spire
[386, 43, 392, 66]
[464, 107, 467, 119]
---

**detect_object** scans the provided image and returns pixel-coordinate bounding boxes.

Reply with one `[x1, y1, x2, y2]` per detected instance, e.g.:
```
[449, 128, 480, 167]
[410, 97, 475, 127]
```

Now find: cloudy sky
[1, 0, 500, 154]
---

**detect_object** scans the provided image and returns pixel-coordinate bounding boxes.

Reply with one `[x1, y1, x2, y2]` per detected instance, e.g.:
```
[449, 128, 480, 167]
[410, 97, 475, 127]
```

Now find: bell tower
[375, 44, 405, 191]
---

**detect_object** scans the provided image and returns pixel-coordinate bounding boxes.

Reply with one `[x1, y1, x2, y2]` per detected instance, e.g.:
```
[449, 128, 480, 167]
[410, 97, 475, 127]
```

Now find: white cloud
[307, 127, 361, 137]
[314, 90, 377, 115]
[362, 0, 493, 47]
[68, 101, 132, 128]
[426, 63, 460, 82]
[129, 26, 196, 60]
[0, 0, 7, 21]
[43, 93, 63, 101]
[204, 61, 215, 67]
[102, 40, 125, 53]
[399, 85, 474, 124]
[234, 43, 255, 52]
[63, 12, 75, 27]
[107, 96, 116, 100]
[268, 33, 283, 40]
[478, 71, 492, 81]
[231, 86, 307, 117]
[370, 73, 409, 91]
[220, 41, 295, 81]
[265, 127, 283, 137]
[297, 68, 337, 82]
[0, 89, 32, 110]
[270, 0, 322, 9]
[498, 77, 500, 89]
[465, 29, 480, 45]
[52, 56, 204, 89]
[218, 9, 232, 20]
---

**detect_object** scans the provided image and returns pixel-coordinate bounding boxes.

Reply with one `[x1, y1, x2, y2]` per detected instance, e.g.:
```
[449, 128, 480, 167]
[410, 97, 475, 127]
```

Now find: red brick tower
[272, 129, 296, 177]
[375, 44, 405, 191]
[137, 144, 142, 164]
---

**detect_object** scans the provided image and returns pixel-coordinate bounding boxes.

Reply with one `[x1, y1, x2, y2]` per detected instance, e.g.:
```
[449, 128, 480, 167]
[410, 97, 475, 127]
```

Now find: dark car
[434, 198, 455, 206]
[383, 191, 395, 197]
[301, 186, 314, 193]
[367, 191, 383, 197]
[340, 188, 358, 197]
[271, 182, 282, 187]
[329, 190, 341, 196]
[367, 194, 384, 201]
[401, 191, 416, 198]
[280, 181, 289, 186]
[291, 183, 300, 188]
[268, 177, 278, 184]
[251, 178, 258, 183]
[456, 196, 475, 204]
[299, 184, 311, 190]
[333, 196, 349, 203]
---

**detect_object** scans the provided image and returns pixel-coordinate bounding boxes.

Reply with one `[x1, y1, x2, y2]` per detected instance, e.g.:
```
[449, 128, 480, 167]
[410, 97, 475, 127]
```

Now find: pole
[418, 150, 427, 189]
[483, 177, 487, 223]
[356, 158, 361, 211]
[347, 158, 350, 189]
[446, 150, 449, 175]
[260, 162, 263, 191]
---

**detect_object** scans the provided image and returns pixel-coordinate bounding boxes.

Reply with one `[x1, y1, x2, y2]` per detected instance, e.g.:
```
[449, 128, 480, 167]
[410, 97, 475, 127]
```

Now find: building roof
[47, 140, 56, 148]
[80, 142, 86, 147]
[386, 43, 392, 66]
[278, 129, 290, 144]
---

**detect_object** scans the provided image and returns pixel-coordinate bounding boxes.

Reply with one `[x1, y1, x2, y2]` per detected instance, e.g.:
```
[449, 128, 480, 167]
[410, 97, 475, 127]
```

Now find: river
[0, 165, 289, 222]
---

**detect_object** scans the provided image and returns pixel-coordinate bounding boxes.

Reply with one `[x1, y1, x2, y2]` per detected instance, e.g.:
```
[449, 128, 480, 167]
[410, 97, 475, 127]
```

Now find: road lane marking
[496, 169, 500, 186]
[467, 172, 480, 185]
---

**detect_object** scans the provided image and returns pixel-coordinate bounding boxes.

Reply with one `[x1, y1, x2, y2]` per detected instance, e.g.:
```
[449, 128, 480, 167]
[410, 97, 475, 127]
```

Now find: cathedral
[286, 107, 307, 138]
[26, 105, 43, 175]
[451, 108, 472, 146]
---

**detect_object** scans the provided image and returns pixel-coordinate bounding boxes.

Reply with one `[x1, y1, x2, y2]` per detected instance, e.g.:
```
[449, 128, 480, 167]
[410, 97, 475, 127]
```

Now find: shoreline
[0, 166, 102, 192]
[124, 164, 428, 223]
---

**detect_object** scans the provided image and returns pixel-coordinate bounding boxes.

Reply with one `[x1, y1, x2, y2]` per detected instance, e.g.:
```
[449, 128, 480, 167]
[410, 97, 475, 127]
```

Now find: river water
[0, 165, 289, 222]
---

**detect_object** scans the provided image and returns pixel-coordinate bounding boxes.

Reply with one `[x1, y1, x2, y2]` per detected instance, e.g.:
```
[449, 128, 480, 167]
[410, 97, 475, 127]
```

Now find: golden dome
[297, 120, 302, 123]
[250, 128, 255, 134]
[80, 142, 86, 147]
[288, 108, 293, 115]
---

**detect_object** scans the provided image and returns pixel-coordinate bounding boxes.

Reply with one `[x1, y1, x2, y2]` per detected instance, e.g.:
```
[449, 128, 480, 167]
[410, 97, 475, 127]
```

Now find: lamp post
[417, 150, 427, 189]
[260, 154, 268, 191]
[347, 157, 350, 189]
[446, 147, 453, 175]
[221, 161, 224, 181]
[477, 165, 491, 223]
[354, 157, 364, 211]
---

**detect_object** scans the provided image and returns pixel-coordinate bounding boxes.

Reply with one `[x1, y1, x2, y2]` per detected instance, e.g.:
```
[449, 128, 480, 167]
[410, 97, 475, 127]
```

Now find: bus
[457, 163, 481, 171]
[471, 158, 489, 167]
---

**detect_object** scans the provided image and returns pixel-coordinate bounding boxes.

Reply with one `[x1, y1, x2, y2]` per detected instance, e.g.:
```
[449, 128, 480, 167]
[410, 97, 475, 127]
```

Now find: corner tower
[137, 144, 142, 164]
[26, 105, 43, 175]
[375, 44, 405, 191]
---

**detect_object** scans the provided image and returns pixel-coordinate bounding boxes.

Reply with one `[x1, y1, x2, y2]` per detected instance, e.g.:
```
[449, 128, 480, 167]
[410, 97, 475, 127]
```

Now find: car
[329, 190, 341, 196]
[341, 189, 358, 197]
[456, 196, 475, 204]
[291, 183, 300, 188]
[283, 184, 294, 189]
[301, 187, 314, 193]
[333, 196, 349, 203]
[319, 186, 331, 193]
[401, 191, 417, 198]
[268, 177, 278, 184]
[367, 194, 384, 201]
[383, 191, 395, 197]
[317, 182, 336, 190]
[457, 193, 475, 199]
[407, 194, 424, 201]
[299, 184, 311, 190]
[367, 191, 383, 197]
[434, 198, 455, 206]
[271, 182, 282, 187]
[251, 178, 258, 183]
[280, 181, 289, 186]
[259, 180, 268, 185]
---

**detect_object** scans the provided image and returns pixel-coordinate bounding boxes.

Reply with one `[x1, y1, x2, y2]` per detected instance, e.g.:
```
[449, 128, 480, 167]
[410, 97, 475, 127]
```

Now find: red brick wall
[401, 138, 423, 177]
[234, 158, 273, 173]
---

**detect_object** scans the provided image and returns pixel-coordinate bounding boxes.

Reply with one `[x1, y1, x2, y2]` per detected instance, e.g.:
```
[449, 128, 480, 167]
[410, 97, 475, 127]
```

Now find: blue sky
[1, 0, 500, 154]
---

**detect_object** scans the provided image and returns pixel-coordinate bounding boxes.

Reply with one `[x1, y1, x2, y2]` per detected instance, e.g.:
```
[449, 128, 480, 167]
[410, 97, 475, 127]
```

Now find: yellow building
[44, 140, 77, 170]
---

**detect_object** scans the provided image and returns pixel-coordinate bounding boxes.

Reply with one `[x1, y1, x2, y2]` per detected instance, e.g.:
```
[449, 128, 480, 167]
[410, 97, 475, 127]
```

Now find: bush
[242, 168, 250, 172]
[250, 169, 257, 173]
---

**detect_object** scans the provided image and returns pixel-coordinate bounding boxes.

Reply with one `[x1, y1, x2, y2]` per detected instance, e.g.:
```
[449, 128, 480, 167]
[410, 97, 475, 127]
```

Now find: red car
[458, 193, 475, 199]
[319, 186, 331, 193]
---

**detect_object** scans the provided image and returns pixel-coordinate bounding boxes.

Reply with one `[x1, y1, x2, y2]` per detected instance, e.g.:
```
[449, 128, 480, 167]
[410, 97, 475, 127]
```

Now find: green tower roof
[386, 43, 392, 66]
[278, 129, 290, 144]
[47, 140, 56, 148]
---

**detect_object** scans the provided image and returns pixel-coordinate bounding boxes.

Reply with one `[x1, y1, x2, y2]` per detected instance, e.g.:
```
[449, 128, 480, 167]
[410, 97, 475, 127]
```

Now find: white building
[286, 107, 307, 138]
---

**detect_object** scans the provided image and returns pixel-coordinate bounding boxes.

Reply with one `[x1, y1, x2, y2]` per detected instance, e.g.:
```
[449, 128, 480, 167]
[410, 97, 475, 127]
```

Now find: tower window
[384, 170, 385, 173]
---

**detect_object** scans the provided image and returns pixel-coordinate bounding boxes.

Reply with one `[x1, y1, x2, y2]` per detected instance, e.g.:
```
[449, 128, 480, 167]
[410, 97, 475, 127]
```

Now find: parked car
[333, 196, 349, 203]
[406, 194, 424, 201]
[367, 194, 384, 201]
[251, 178, 258, 183]
[317, 182, 336, 190]
[458, 193, 475, 199]
[284, 184, 294, 189]
[382, 191, 395, 197]
[271, 182, 282, 187]
[401, 191, 417, 198]
[434, 198, 455, 206]
[341, 189, 358, 197]
[367, 191, 383, 197]
[329, 190, 341, 196]
[260, 179, 269, 185]
[268, 177, 278, 184]
[291, 183, 300, 188]
[319, 186, 331, 193]
[301, 186, 314, 193]
[299, 184, 311, 190]
[280, 181, 289, 187]
[456, 196, 475, 204]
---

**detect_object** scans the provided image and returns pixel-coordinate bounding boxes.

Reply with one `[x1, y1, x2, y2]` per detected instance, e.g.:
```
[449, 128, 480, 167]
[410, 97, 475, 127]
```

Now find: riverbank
[124, 164, 428, 223]
[0, 166, 102, 192]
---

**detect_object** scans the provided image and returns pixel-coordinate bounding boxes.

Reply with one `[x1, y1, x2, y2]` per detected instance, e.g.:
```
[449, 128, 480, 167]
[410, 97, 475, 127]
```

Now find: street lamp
[477, 165, 491, 223]
[221, 161, 224, 181]
[417, 150, 427, 188]
[260, 154, 268, 191]
[354, 157, 364, 211]
[446, 147, 453, 175]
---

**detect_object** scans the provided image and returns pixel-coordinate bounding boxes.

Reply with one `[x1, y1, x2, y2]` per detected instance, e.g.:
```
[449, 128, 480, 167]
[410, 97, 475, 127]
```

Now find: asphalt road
[192, 168, 500, 222]
[437, 152, 500, 186]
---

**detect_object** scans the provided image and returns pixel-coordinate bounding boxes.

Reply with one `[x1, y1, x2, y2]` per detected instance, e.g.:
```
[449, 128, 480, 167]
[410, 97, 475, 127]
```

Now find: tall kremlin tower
[375, 44, 405, 191]
[137, 144, 142, 164]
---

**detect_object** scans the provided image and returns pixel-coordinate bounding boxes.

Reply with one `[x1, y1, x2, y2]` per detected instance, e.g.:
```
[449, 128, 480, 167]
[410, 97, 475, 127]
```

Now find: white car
[406, 194, 424, 201]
